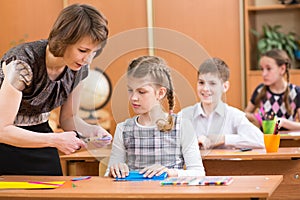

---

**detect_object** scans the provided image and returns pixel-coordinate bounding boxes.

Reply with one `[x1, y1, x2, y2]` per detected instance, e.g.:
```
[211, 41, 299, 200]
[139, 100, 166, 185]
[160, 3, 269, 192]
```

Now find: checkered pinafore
[123, 114, 184, 171]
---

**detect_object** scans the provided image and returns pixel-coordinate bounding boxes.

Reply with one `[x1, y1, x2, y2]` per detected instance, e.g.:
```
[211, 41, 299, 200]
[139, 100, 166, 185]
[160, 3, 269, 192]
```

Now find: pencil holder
[262, 120, 276, 134]
[264, 134, 280, 153]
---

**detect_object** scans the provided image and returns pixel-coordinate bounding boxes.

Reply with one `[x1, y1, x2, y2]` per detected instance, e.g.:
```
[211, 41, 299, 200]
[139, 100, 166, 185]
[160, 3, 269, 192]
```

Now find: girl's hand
[140, 164, 176, 178]
[276, 117, 285, 130]
[51, 131, 86, 154]
[109, 163, 129, 178]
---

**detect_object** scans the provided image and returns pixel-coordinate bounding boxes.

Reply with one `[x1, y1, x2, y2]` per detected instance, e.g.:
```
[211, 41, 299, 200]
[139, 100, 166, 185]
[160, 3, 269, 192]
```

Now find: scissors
[74, 130, 112, 143]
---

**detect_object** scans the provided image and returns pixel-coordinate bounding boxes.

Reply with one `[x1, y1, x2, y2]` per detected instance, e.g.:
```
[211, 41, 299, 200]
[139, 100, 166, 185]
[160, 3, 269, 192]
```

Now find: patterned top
[250, 83, 300, 120]
[123, 115, 184, 170]
[0, 40, 88, 126]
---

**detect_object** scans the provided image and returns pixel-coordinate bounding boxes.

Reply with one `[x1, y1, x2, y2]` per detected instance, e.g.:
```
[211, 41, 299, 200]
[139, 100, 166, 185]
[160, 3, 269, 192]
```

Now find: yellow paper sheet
[0, 181, 65, 189]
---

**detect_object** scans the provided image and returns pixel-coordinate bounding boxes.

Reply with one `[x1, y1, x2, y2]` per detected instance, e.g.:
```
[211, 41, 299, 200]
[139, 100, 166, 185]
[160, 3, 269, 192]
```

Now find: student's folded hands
[198, 135, 212, 149]
[198, 134, 225, 149]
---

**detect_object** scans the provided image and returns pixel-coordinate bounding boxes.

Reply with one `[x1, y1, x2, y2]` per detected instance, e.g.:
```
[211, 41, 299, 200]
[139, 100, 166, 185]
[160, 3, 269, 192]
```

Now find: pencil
[273, 120, 280, 135]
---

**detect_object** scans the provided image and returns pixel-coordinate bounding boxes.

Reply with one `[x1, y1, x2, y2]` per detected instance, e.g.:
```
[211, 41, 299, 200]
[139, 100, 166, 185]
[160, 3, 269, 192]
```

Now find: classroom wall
[153, 0, 242, 109]
[0, 0, 242, 135]
[0, 0, 63, 56]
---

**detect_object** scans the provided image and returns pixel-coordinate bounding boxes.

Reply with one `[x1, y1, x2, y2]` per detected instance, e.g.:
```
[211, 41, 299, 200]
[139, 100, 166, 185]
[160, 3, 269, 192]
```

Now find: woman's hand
[140, 164, 177, 178]
[87, 125, 112, 147]
[109, 163, 129, 178]
[51, 131, 86, 154]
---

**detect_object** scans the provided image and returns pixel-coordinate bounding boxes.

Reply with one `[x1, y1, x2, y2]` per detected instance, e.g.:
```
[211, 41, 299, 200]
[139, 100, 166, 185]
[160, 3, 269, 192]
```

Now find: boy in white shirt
[181, 57, 264, 149]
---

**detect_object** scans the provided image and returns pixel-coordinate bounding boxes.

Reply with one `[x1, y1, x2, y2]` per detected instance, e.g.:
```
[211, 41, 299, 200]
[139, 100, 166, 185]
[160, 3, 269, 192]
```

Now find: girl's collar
[268, 81, 288, 95]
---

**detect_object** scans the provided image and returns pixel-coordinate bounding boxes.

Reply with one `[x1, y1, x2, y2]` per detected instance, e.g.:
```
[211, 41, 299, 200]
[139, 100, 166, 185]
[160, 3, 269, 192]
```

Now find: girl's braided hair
[127, 56, 175, 132]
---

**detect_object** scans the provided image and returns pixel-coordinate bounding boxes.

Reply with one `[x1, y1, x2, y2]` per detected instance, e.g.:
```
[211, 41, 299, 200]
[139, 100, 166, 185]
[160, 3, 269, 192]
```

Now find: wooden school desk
[201, 147, 300, 200]
[0, 175, 282, 200]
[59, 147, 299, 199]
[279, 131, 300, 147]
[60, 147, 111, 176]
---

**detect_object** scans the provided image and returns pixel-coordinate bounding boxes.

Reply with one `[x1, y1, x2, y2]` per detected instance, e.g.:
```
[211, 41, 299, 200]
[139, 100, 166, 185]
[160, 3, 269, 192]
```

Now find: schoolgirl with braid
[181, 57, 264, 149]
[106, 56, 205, 178]
[245, 49, 300, 130]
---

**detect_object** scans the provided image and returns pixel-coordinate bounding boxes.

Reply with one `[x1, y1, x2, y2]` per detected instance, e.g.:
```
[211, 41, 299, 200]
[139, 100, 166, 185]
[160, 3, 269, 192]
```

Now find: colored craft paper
[0, 181, 65, 189]
[115, 171, 167, 181]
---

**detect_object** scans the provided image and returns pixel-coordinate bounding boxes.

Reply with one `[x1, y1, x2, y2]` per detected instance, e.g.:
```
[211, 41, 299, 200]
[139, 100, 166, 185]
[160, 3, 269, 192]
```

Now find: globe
[80, 69, 112, 111]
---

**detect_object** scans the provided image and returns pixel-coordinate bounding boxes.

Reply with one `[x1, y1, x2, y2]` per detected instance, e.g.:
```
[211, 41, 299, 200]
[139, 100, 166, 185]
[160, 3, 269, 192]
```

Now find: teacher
[0, 4, 111, 175]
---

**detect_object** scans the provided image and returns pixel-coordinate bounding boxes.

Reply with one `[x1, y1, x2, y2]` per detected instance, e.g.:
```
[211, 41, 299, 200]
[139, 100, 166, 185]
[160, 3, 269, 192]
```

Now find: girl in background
[107, 56, 205, 178]
[245, 49, 300, 130]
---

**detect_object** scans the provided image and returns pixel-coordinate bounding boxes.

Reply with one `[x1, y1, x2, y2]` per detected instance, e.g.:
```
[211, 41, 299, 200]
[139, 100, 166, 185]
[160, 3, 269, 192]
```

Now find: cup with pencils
[262, 113, 280, 153]
[262, 112, 276, 134]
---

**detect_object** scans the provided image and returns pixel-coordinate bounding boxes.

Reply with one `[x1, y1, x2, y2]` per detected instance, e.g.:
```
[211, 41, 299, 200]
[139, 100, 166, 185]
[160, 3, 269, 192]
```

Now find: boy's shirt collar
[195, 101, 226, 118]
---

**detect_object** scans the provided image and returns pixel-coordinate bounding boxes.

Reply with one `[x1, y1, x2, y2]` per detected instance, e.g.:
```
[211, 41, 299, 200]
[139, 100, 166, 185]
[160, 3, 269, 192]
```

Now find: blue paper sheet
[115, 171, 167, 181]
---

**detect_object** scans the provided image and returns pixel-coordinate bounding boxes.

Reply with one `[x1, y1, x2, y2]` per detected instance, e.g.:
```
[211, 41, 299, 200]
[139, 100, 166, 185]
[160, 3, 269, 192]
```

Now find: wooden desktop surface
[0, 175, 283, 200]
[279, 134, 300, 140]
[60, 147, 300, 161]
[201, 147, 300, 160]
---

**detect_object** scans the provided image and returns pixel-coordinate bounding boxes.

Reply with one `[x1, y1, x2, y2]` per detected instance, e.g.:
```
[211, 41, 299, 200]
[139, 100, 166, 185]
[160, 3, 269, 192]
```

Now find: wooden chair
[99, 157, 109, 177]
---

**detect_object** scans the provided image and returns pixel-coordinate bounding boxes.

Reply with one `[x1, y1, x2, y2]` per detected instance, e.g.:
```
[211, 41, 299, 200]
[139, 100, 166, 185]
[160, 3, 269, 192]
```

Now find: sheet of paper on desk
[288, 132, 300, 136]
[115, 171, 167, 181]
[0, 181, 65, 189]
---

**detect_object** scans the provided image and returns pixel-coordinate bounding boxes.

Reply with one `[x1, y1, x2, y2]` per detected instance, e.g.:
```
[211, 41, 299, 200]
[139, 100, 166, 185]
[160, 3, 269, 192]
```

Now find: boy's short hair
[198, 57, 230, 82]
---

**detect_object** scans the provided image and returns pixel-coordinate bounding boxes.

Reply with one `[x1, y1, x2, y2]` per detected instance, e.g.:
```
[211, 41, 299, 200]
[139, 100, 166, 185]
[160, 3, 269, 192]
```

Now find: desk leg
[60, 159, 68, 176]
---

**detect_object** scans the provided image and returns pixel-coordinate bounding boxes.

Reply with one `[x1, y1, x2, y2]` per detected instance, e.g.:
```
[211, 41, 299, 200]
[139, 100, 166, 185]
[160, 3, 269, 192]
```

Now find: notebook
[288, 131, 300, 136]
[160, 176, 233, 186]
[115, 171, 167, 181]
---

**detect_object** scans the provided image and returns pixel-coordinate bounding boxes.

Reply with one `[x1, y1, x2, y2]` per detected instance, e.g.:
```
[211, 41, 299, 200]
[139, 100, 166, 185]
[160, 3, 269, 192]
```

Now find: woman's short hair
[48, 4, 108, 57]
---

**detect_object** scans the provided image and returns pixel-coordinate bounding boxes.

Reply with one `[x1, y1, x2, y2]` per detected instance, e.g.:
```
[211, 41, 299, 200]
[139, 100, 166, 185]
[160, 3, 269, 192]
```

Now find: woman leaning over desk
[0, 4, 111, 175]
